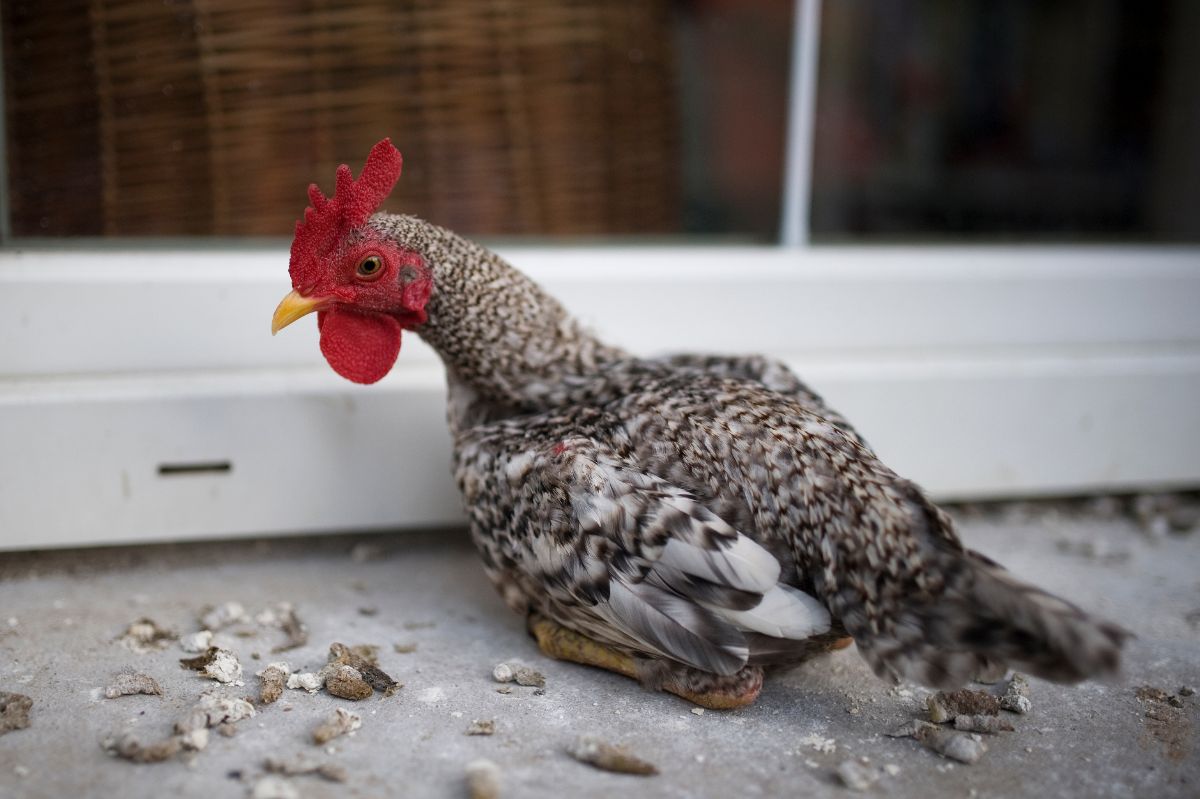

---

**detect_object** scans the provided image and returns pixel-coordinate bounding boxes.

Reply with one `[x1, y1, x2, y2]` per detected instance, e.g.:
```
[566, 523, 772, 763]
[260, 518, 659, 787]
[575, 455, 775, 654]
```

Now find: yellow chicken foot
[528, 616, 764, 710]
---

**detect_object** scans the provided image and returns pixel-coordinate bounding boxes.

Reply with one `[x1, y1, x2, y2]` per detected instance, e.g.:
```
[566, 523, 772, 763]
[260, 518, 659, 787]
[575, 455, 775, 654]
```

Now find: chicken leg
[529, 616, 773, 710]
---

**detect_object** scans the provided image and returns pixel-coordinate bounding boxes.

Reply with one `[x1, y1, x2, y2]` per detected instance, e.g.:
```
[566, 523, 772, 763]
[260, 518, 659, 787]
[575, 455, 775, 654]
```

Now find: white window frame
[2, 0, 1198, 550]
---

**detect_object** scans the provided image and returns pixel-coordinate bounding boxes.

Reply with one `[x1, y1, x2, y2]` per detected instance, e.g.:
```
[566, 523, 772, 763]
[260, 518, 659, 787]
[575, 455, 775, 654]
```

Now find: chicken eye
[356, 255, 384, 280]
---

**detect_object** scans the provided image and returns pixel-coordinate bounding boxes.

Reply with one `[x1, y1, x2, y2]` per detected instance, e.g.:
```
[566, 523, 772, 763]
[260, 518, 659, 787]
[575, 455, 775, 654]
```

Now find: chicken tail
[833, 489, 1129, 688]
[844, 548, 1130, 689]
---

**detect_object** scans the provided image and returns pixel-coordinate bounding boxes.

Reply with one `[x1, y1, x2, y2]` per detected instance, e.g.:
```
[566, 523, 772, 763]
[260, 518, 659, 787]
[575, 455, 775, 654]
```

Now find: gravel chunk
[263, 755, 347, 783]
[175, 691, 256, 733]
[323, 664, 373, 701]
[835, 760, 878, 791]
[566, 736, 658, 776]
[179, 630, 215, 654]
[250, 776, 299, 799]
[1000, 674, 1032, 714]
[513, 666, 545, 688]
[466, 719, 496, 736]
[927, 689, 1000, 723]
[286, 672, 323, 693]
[179, 647, 243, 684]
[491, 661, 545, 688]
[119, 618, 176, 653]
[269, 604, 309, 653]
[257, 663, 290, 704]
[466, 758, 502, 799]
[325, 642, 400, 696]
[885, 719, 935, 739]
[312, 707, 361, 745]
[198, 601, 247, 631]
[101, 733, 182, 763]
[0, 692, 33, 736]
[954, 714, 1014, 734]
[914, 725, 986, 764]
[104, 672, 163, 699]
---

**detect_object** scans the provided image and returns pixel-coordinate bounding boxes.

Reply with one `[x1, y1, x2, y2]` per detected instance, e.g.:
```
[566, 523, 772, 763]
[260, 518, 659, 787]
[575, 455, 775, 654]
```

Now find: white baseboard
[2, 245, 1198, 549]
[2, 351, 1197, 550]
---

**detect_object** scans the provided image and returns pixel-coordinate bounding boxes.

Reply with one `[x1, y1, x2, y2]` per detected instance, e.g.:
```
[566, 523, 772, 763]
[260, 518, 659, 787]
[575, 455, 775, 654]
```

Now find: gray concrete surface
[0, 505, 1197, 798]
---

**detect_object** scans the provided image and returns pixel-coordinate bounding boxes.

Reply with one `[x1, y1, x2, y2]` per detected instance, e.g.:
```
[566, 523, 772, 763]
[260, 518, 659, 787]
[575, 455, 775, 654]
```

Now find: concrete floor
[0, 505, 1197, 799]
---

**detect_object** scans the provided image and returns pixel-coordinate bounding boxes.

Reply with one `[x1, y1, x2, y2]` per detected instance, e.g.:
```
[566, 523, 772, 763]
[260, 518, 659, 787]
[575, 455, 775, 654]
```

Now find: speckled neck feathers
[367, 213, 626, 423]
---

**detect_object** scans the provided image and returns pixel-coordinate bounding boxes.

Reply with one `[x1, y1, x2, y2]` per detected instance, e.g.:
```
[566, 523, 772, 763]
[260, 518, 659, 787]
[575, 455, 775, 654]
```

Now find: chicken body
[365, 212, 1126, 695]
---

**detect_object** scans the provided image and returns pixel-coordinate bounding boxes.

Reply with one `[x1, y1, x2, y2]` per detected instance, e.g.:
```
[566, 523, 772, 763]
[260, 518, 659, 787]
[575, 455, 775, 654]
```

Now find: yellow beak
[271, 290, 325, 335]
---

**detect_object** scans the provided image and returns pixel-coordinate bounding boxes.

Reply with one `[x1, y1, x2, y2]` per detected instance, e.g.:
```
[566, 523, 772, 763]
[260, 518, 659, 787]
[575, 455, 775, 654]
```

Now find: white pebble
[251, 776, 298, 799]
[836, 760, 878, 791]
[179, 630, 214, 654]
[286, 672, 322, 693]
[465, 758, 501, 799]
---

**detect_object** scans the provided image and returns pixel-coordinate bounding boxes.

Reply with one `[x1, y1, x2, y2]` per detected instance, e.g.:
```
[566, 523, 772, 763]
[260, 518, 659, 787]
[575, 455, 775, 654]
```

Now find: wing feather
[556, 448, 826, 671]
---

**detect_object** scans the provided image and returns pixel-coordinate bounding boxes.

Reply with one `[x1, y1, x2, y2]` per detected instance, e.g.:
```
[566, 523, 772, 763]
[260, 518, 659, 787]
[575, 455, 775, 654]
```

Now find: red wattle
[317, 309, 402, 384]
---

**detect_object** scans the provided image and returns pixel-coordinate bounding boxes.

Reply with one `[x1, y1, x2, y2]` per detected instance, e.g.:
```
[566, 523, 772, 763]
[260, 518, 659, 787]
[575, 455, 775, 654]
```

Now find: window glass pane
[812, 1, 1200, 242]
[2, 0, 790, 241]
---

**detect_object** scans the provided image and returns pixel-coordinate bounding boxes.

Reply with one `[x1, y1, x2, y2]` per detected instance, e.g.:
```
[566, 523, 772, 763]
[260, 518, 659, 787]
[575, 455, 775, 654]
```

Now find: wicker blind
[4, 0, 681, 237]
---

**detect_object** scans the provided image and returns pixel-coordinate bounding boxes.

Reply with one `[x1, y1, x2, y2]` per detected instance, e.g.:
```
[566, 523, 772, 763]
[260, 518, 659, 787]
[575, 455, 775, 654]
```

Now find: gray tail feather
[848, 553, 1130, 689]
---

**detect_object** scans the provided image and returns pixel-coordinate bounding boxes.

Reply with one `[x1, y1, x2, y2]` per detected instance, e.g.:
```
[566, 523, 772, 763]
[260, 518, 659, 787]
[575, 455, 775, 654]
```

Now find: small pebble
[466, 758, 502, 799]
[1000, 674, 1032, 714]
[103, 672, 162, 699]
[250, 776, 299, 799]
[835, 760, 877, 791]
[199, 601, 247, 631]
[954, 714, 1014, 734]
[264, 755, 348, 783]
[178, 728, 209, 751]
[174, 692, 255, 734]
[119, 618, 176, 653]
[179, 647, 243, 685]
[927, 690, 1000, 723]
[915, 726, 986, 765]
[324, 664, 373, 701]
[312, 708, 361, 745]
[287, 672, 323, 693]
[257, 663, 290, 704]
[513, 666, 545, 688]
[179, 630, 214, 654]
[101, 733, 182, 763]
[567, 736, 658, 776]
[466, 719, 496, 736]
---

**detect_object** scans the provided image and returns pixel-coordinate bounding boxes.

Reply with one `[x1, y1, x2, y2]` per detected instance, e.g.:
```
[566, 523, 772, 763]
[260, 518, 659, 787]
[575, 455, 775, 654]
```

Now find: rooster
[271, 140, 1126, 708]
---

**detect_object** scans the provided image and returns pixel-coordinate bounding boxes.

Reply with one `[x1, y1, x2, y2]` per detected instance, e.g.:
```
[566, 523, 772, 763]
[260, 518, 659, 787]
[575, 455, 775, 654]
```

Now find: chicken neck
[372, 213, 627, 429]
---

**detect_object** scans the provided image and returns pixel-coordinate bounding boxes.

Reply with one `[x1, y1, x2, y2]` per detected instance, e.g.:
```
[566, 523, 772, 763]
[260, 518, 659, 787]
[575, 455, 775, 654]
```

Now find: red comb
[289, 139, 403, 292]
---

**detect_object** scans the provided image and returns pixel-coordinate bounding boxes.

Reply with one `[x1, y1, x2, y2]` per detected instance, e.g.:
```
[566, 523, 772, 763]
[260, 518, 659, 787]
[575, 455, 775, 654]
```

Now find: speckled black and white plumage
[369, 212, 1128, 692]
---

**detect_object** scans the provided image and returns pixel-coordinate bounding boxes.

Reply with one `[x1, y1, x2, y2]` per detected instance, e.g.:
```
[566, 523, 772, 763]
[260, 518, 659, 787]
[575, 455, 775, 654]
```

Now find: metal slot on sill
[157, 461, 233, 476]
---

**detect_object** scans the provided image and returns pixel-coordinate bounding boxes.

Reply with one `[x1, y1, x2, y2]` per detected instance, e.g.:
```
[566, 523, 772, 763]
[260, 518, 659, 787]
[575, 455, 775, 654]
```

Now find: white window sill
[2, 244, 1198, 548]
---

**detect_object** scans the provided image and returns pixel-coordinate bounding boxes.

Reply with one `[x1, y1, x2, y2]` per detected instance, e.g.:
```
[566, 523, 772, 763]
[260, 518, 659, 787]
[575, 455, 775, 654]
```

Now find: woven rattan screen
[4, 0, 684, 237]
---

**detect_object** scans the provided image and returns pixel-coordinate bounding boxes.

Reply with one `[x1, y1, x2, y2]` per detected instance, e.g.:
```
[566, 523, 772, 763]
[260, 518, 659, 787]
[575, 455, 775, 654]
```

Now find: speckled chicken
[272, 141, 1127, 708]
